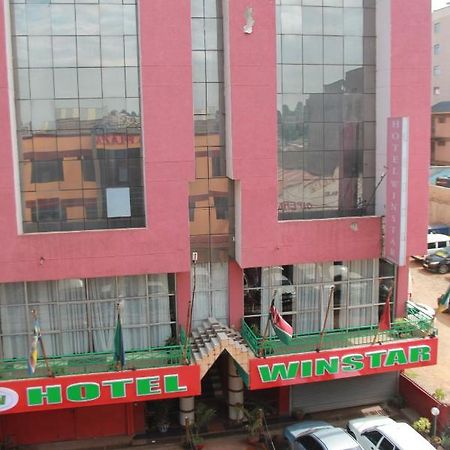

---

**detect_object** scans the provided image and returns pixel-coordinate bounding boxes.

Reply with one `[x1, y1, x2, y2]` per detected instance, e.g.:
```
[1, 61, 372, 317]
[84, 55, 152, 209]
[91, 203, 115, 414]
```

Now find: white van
[413, 233, 450, 260]
[426, 233, 450, 255]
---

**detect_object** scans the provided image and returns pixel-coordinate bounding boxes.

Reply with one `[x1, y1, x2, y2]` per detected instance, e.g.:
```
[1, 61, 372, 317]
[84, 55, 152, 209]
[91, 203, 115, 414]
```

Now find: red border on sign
[249, 338, 438, 390]
[0, 365, 200, 414]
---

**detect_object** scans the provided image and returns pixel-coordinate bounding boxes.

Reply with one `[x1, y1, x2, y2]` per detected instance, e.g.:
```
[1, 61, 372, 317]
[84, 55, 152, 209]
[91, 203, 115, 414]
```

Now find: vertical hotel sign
[384, 117, 409, 266]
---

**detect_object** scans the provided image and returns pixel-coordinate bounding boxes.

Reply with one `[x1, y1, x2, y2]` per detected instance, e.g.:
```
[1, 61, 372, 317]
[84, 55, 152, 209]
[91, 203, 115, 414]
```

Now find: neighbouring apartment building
[0, 0, 434, 446]
[432, 6, 450, 167]
[433, 4, 450, 104]
[431, 101, 450, 165]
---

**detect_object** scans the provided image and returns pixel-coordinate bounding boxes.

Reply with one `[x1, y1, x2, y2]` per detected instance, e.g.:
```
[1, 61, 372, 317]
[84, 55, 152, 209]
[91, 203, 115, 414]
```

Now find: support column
[395, 264, 409, 318]
[179, 396, 195, 427]
[228, 355, 244, 421]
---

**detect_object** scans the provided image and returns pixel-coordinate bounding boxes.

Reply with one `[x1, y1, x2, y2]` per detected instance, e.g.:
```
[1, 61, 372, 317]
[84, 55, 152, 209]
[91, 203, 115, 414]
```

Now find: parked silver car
[284, 421, 363, 450]
[347, 415, 434, 450]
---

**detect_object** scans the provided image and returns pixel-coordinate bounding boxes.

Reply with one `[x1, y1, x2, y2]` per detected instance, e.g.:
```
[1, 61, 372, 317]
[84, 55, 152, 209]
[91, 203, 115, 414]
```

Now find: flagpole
[372, 287, 393, 345]
[316, 285, 335, 352]
[182, 253, 197, 364]
[258, 292, 276, 357]
[31, 309, 53, 377]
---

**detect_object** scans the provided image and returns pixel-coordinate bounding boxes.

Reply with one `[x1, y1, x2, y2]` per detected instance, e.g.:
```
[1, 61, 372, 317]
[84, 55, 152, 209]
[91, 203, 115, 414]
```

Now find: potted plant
[194, 402, 216, 433]
[192, 434, 205, 450]
[233, 404, 264, 445]
[246, 408, 264, 445]
[183, 404, 215, 450]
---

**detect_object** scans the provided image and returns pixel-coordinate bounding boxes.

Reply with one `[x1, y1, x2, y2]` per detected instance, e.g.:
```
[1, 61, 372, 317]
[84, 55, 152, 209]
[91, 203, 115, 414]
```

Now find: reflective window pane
[54, 68, 78, 98]
[29, 37, 53, 67]
[75, 5, 100, 35]
[29, 69, 54, 99]
[78, 68, 102, 98]
[102, 68, 125, 98]
[78, 36, 101, 67]
[101, 37, 124, 66]
[27, 5, 51, 35]
[51, 5, 76, 35]
[53, 36, 77, 67]
[282, 35, 302, 64]
[281, 6, 302, 34]
[302, 7, 323, 34]
[100, 5, 123, 35]
[11, 1, 144, 233]
[276, 2, 375, 220]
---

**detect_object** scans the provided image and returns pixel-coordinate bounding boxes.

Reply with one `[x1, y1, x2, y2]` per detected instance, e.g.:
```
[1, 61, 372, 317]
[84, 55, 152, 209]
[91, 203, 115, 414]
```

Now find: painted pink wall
[226, 0, 381, 268]
[0, 2, 194, 283]
[391, 1, 431, 258]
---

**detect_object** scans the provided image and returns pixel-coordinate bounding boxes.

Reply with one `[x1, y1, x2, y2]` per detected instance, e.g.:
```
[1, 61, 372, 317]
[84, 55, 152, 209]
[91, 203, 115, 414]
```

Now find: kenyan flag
[270, 302, 293, 345]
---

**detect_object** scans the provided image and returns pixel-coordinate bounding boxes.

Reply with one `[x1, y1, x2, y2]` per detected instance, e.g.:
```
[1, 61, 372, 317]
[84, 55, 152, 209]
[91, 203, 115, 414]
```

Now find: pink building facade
[0, 0, 433, 446]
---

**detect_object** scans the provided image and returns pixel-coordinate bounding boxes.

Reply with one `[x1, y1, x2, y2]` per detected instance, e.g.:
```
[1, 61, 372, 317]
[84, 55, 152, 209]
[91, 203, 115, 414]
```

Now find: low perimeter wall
[399, 373, 449, 432]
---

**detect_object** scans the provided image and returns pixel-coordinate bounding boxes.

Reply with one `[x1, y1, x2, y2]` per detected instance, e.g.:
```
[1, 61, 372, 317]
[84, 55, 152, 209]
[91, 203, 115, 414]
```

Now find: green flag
[113, 310, 125, 369]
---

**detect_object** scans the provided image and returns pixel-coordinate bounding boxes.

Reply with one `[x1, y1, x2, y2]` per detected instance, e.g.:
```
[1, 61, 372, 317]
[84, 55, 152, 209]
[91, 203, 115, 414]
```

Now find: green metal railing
[242, 313, 437, 358]
[0, 330, 191, 380]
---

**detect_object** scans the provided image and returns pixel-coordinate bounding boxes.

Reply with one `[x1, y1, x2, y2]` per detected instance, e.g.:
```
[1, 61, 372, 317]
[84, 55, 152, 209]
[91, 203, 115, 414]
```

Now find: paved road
[407, 258, 450, 399]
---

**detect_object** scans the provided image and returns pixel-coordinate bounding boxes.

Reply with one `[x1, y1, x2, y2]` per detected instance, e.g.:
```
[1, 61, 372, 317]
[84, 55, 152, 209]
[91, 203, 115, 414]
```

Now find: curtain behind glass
[0, 283, 28, 358]
[119, 275, 148, 350]
[88, 277, 116, 352]
[148, 274, 171, 346]
[58, 279, 89, 354]
[192, 262, 211, 328]
[27, 281, 59, 355]
[211, 262, 228, 324]
[192, 262, 228, 328]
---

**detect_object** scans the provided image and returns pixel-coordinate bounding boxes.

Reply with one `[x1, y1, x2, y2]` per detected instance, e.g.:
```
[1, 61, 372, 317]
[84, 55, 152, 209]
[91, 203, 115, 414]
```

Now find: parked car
[284, 421, 363, 450]
[436, 176, 450, 188]
[422, 248, 450, 274]
[347, 416, 434, 450]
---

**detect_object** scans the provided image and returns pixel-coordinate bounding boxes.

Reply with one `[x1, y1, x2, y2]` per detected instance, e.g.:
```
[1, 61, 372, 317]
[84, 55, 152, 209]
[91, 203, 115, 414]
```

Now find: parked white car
[347, 416, 434, 450]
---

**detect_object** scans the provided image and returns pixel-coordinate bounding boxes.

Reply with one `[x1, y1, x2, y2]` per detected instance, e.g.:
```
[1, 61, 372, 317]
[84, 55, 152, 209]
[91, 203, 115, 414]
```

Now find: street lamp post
[431, 406, 440, 439]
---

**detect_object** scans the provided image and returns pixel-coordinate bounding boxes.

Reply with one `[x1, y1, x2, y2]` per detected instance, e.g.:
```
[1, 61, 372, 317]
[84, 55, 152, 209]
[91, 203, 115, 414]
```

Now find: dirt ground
[407, 258, 450, 399]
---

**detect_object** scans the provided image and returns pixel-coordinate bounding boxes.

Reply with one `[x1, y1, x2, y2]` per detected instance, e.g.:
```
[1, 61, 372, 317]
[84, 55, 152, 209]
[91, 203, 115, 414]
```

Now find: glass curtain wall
[276, 0, 376, 220]
[0, 274, 176, 359]
[10, 0, 144, 232]
[190, 0, 232, 326]
[243, 259, 395, 335]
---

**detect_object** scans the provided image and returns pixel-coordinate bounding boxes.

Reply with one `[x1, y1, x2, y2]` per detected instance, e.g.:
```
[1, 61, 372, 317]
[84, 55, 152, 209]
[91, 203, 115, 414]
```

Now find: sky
[433, 0, 450, 10]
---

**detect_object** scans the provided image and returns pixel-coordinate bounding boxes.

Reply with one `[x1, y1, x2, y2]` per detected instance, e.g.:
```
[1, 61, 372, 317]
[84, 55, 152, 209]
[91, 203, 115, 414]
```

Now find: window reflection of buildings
[20, 110, 144, 232]
[190, 0, 234, 264]
[278, 67, 375, 221]
[190, 116, 234, 263]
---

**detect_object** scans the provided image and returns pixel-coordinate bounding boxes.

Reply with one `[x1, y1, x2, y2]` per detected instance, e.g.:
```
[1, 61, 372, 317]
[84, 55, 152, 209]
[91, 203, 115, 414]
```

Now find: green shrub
[440, 433, 450, 450]
[433, 388, 446, 402]
[412, 417, 431, 435]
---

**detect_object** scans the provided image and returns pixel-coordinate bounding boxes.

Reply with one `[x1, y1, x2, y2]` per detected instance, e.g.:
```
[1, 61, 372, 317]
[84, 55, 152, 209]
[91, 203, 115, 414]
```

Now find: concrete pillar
[179, 396, 195, 427]
[228, 355, 244, 421]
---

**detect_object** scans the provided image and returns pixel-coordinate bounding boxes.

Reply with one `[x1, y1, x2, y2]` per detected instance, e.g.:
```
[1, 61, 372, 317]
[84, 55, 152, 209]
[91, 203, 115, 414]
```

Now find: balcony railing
[0, 330, 191, 380]
[241, 310, 437, 358]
